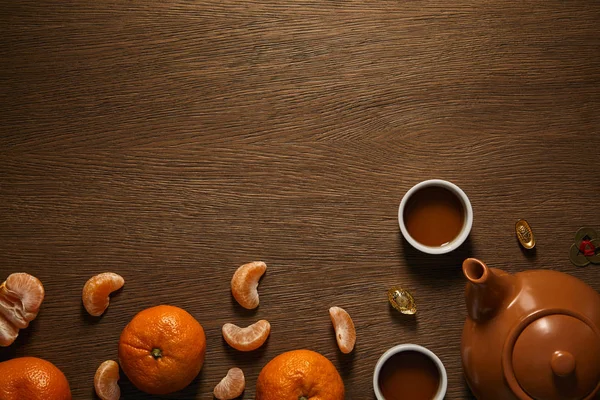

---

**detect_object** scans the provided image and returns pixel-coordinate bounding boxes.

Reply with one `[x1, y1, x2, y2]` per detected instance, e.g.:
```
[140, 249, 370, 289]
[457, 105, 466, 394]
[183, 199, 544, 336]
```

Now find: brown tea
[404, 186, 464, 247]
[378, 350, 441, 400]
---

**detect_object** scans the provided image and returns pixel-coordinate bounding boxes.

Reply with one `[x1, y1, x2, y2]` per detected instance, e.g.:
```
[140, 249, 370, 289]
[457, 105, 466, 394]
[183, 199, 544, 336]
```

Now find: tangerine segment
[94, 360, 120, 400]
[82, 273, 124, 316]
[0, 273, 44, 347]
[213, 367, 245, 400]
[231, 261, 267, 309]
[0, 357, 72, 400]
[329, 306, 356, 354]
[256, 349, 344, 400]
[0, 314, 19, 347]
[222, 319, 270, 351]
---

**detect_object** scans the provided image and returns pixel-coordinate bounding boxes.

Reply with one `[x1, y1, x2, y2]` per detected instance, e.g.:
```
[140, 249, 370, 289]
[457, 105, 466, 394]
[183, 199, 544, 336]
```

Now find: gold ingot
[387, 287, 416, 315]
[515, 219, 535, 249]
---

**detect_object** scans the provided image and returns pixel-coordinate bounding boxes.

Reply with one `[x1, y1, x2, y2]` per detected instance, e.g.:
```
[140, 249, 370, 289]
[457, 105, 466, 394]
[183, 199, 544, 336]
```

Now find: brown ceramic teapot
[461, 258, 600, 400]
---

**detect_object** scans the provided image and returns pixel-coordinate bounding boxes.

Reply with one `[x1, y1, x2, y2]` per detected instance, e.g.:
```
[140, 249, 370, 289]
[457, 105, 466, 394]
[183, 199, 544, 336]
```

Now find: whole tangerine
[118, 305, 206, 395]
[0, 356, 71, 400]
[256, 349, 345, 400]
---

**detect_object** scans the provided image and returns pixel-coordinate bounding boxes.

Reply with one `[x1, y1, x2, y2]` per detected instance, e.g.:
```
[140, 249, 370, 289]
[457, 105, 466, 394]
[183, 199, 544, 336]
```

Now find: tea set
[373, 179, 600, 400]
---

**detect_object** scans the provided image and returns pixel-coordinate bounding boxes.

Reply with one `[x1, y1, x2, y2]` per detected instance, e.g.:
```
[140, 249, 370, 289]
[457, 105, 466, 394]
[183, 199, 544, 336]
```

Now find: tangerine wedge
[213, 367, 245, 400]
[0, 315, 18, 348]
[94, 360, 120, 400]
[0, 273, 44, 347]
[222, 319, 270, 351]
[82, 273, 124, 316]
[329, 306, 356, 354]
[231, 261, 266, 309]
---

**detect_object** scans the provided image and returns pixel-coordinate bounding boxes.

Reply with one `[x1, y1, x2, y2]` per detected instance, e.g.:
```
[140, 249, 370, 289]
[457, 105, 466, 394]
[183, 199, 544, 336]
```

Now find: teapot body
[461, 261, 600, 400]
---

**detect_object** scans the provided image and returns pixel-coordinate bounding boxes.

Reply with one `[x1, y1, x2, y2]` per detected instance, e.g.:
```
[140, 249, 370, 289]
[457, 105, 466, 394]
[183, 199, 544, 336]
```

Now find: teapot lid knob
[551, 350, 575, 377]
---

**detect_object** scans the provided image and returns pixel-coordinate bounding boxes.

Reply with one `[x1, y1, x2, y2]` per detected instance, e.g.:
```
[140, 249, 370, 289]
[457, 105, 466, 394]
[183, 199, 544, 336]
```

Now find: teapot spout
[463, 258, 512, 322]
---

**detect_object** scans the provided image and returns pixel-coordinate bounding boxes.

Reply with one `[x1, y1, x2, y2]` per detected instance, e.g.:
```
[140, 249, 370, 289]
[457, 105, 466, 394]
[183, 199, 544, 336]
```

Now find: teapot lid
[503, 310, 600, 400]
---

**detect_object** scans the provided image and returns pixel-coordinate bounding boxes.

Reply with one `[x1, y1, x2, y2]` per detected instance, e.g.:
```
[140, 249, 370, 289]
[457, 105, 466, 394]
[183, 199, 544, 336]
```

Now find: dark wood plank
[1, 0, 599, 399]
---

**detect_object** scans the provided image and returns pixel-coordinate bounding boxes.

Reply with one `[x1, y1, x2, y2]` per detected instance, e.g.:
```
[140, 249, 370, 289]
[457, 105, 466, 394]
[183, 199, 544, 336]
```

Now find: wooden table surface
[2, 1, 600, 399]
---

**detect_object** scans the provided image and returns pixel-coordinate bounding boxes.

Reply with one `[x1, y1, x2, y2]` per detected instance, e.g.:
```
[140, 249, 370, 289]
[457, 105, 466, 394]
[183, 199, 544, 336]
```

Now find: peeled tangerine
[0, 273, 44, 347]
[82, 273, 124, 316]
[94, 360, 120, 400]
[213, 367, 245, 400]
[329, 306, 356, 354]
[231, 261, 267, 309]
[222, 319, 271, 352]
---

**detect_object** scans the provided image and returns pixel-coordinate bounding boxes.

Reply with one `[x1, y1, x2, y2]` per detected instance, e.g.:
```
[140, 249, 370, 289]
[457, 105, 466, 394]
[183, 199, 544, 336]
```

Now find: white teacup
[398, 179, 473, 255]
[373, 344, 448, 400]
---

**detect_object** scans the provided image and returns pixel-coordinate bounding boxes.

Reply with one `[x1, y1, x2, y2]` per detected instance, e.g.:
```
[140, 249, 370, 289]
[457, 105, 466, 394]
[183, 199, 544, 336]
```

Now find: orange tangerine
[256, 349, 344, 400]
[329, 306, 356, 354]
[94, 360, 120, 400]
[118, 305, 206, 395]
[82, 273, 124, 316]
[0, 273, 44, 347]
[231, 261, 266, 309]
[222, 319, 270, 351]
[213, 367, 245, 400]
[0, 357, 71, 400]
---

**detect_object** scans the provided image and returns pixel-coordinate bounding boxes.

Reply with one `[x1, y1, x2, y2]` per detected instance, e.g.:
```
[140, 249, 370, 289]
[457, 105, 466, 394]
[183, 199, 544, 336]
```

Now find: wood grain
[1, 0, 599, 399]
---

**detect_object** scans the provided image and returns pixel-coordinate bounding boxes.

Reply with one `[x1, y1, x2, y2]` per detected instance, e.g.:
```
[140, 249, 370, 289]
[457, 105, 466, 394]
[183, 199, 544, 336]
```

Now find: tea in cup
[398, 179, 473, 254]
[373, 344, 447, 400]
